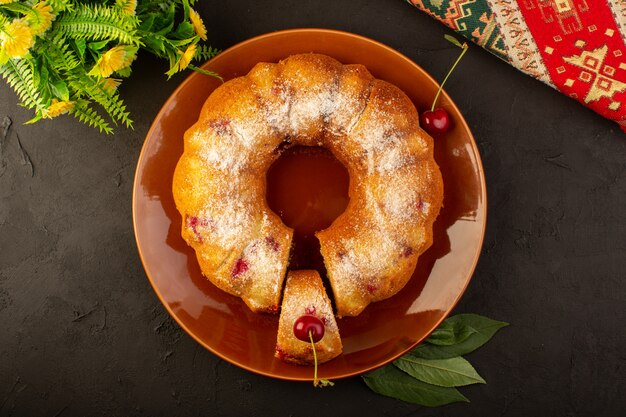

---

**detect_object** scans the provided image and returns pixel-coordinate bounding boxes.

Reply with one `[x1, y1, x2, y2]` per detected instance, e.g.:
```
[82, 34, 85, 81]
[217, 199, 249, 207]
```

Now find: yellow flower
[0, 19, 34, 59]
[89, 45, 137, 77]
[0, 1, 17, 4]
[44, 99, 74, 118]
[29, 2, 55, 36]
[189, 8, 207, 41]
[116, 0, 137, 15]
[100, 78, 121, 94]
[177, 43, 196, 71]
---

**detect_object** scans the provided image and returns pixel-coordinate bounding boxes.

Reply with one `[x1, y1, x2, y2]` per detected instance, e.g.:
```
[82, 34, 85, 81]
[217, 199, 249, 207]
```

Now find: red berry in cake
[293, 314, 325, 343]
[186, 216, 215, 242]
[421, 108, 450, 135]
[187, 216, 203, 241]
[275, 345, 287, 360]
[231, 258, 249, 277]
[210, 119, 231, 135]
[423, 35, 468, 136]
[265, 236, 280, 252]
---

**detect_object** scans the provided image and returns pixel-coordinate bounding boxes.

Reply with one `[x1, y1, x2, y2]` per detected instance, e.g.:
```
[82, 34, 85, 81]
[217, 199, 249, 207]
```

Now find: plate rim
[132, 28, 487, 381]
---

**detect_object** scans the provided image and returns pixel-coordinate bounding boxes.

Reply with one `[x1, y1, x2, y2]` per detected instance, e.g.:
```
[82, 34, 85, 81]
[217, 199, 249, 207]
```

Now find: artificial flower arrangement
[0, 0, 220, 133]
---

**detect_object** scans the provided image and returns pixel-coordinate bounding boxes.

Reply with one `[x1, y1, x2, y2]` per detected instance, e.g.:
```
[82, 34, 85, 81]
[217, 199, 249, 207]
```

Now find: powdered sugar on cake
[199, 138, 246, 171]
[173, 53, 443, 318]
[380, 178, 419, 221]
[289, 87, 334, 135]
[376, 143, 411, 173]
[240, 215, 287, 294]
[197, 200, 255, 249]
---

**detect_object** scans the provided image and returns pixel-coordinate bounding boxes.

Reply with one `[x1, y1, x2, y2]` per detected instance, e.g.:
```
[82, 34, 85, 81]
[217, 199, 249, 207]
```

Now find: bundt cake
[275, 270, 342, 365]
[172, 53, 443, 318]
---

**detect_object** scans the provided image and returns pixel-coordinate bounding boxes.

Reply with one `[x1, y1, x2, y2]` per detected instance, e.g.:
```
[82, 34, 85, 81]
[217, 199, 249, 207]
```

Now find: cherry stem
[308, 330, 334, 388]
[309, 330, 320, 387]
[431, 42, 469, 112]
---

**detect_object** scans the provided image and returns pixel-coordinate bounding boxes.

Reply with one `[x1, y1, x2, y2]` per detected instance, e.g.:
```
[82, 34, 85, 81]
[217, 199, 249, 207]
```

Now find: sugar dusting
[197, 199, 254, 249]
[341, 232, 399, 277]
[240, 214, 287, 298]
[175, 54, 441, 317]
[380, 178, 418, 221]
[289, 87, 334, 134]
[199, 138, 246, 171]
[328, 88, 367, 136]
[377, 144, 411, 173]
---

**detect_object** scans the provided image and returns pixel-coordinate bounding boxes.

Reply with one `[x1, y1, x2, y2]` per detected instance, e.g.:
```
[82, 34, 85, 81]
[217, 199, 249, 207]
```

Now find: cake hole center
[266, 146, 350, 271]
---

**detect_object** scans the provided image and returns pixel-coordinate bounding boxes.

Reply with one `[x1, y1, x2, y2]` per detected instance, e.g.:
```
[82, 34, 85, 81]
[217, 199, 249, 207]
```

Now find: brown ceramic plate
[133, 29, 486, 381]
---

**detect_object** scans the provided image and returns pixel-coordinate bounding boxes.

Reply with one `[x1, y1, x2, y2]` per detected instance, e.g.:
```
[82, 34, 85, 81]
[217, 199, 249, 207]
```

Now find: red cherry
[293, 314, 325, 343]
[420, 108, 450, 135]
[265, 236, 280, 252]
[231, 258, 249, 277]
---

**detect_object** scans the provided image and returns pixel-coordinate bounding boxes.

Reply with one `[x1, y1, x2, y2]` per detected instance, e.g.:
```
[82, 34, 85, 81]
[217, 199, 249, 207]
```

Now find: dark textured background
[1, 0, 625, 416]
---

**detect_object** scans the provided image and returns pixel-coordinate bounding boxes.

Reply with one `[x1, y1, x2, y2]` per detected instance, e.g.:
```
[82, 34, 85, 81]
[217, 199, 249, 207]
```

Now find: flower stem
[431, 42, 469, 112]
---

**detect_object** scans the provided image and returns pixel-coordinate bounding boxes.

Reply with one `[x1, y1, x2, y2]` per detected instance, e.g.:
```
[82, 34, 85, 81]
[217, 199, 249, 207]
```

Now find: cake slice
[275, 270, 342, 365]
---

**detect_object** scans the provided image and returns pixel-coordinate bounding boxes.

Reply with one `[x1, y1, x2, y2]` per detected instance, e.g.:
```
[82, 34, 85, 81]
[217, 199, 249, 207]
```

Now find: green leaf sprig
[362, 314, 508, 407]
[0, 0, 221, 134]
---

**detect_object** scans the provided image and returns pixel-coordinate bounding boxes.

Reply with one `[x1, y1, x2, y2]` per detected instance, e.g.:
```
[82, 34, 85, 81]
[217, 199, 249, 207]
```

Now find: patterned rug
[406, 0, 626, 131]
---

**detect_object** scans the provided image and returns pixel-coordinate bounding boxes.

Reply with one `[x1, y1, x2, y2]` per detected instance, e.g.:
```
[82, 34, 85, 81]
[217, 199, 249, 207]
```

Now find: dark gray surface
[1, 0, 625, 416]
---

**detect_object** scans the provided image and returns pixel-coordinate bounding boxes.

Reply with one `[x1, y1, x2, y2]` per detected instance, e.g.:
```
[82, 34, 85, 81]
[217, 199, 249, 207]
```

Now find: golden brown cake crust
[172, 53, 443, 316]
[275, 270, 342, 365]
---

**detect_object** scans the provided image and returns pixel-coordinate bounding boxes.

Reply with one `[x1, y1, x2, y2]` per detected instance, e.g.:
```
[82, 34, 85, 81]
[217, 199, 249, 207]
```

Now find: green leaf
[412, 314, 508, 359]
[1, 2, 33, 15]
[172, 21, 194, 39]
[394, 355, 485, 387]
[165, 64, 178, 79]
[194, 44, 221, 62]
[0, 58, 48, 114]
[142, 34, 166, 55]
[139, 13, 156, 32]
[50, 80, 70, 101]
[46, 0, 72, 12]
[169, 37, 197, 47]
[55, 4, 141, 46]
[73, 39, 87, 61]
[87, 40, 109, 52]
[115, 66, 132, 78]
[153, 3, 176, 35]
[444, 34, 463, 48]
[362, 365, 469, 407]
[69, 100, 114, 134]
[25, 113, 43, 125]
[188, 64, 223, 81]
[426, 319, 477, 346]
[34, 58, 49, 92]
[0, 51, 9, 66]
[182, 0, 191, 21]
